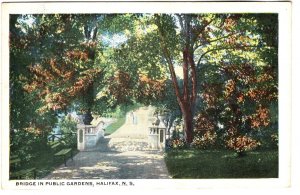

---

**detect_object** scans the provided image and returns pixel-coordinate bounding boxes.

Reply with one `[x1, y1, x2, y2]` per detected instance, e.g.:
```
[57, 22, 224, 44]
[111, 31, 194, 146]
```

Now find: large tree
[11, 14, 167, 120]
[150, 14, 278, 143]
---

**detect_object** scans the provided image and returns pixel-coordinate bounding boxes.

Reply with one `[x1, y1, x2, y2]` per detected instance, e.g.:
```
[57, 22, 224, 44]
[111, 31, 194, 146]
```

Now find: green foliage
[95, 103, 142, 118]
[10, 140, 79, 179]
[57, 116, 77, 148]
[58, 117, 77, 134]
[150, 80, 182, 133]
[10, 130, 43, 163]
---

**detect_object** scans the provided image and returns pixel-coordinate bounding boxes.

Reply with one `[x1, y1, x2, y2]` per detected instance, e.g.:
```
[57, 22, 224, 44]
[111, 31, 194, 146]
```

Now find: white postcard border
[1, 1, 292, 190]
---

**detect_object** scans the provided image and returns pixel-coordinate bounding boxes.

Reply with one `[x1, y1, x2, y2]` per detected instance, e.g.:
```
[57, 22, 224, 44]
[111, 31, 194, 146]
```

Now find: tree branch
[92, 27, 98, 41]
[208, 32, 239, 44]
[196, 45, 259, 68]
[194, 32, 240, 51]
[183, 48, 189, 102]
[192, 17, 215, 45]
[155, 15, 182, 102]
[188, 52, 197, 105]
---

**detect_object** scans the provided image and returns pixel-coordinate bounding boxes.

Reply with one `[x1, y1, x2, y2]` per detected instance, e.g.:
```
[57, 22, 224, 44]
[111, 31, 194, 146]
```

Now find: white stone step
[108, 138, 151, 152]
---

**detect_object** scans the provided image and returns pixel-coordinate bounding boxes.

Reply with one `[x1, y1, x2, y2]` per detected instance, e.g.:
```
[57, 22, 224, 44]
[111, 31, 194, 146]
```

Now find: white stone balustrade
[148, 126, 166, 150]
[77, 120, 105, 151]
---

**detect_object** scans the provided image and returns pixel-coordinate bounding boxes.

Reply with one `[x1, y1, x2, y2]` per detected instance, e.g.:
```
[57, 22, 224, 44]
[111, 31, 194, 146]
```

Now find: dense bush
[191, 131, 217, 149]
[226, 135, 261, 155]
[10, 129, 48, 164]
[166, 137, 187, 150]
[191, 113, 219, 149]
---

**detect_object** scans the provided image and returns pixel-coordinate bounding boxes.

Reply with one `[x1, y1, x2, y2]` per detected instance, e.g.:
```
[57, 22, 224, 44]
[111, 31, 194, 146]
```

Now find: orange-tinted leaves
[249, 105, 270, 128]
[65, 50, 89, 62]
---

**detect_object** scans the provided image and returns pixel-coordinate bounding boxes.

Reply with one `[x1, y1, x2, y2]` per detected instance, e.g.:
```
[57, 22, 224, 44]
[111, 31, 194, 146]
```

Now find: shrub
[166, 137, 187, 149]
[191, 130, 217, 149]
[58, 117, 77, 148]
[10, 129, 46, 164]
[194, 113, 214, 132]
[226, 135, 261, 155]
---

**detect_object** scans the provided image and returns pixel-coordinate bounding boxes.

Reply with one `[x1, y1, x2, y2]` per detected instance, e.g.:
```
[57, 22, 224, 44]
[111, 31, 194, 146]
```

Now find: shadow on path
[43, 137, 169, 179]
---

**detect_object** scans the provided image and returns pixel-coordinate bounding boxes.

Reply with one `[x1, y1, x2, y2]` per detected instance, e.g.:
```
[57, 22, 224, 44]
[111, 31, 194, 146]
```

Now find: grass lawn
[164, 149, 278, 178]
[104, 117, 126, 135]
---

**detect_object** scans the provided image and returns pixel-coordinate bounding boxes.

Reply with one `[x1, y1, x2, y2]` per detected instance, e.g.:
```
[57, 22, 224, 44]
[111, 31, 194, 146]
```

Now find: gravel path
[43, 107, 170, 179]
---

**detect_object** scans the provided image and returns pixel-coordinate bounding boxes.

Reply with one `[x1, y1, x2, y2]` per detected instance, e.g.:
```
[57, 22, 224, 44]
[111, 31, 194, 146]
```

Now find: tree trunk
[181, 49, 194, 144]
[179, 101, 194, 144]
[155, 14, 196, 144]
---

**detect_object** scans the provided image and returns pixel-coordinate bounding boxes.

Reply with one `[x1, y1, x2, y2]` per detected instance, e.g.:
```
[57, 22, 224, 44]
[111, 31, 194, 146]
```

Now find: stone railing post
[77, 125, 85, 151]
[77, 120, 105, 151]
[148, 126, 166, 150]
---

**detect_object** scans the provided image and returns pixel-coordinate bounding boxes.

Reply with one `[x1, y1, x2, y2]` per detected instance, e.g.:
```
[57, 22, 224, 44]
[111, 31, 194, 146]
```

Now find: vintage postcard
[1, 0, 292, 191]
